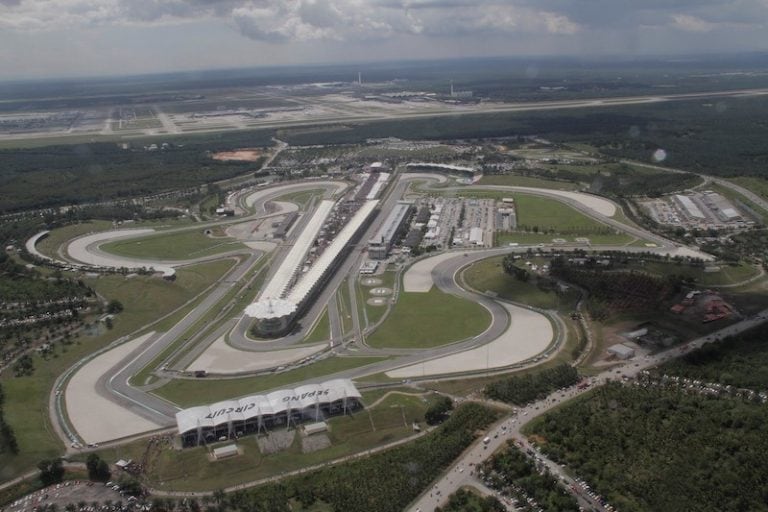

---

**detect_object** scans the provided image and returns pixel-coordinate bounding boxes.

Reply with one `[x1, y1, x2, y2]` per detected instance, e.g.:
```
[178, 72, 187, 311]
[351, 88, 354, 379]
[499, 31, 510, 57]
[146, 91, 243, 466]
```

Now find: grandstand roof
[175, 379, 361, 434]
[244, 298, 297, 319]
[258, 200, 334, 301]
[287, 200, 378, 305]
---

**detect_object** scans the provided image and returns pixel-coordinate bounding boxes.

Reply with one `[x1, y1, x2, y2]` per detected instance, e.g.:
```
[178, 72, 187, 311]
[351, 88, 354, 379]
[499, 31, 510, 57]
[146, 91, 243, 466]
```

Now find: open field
[512, 193, 624, 237]
[365, 287, 492, 349]
[626, 260, 761, 287]
[100, 229, 245, 260]
[34, 220, 113, 259]
[303, 307, 330, 343]
[0, 261, 230, 481]
[462, 256, 580, 311]
[151, 356, 387, 407]
[88, 392, 436, 492]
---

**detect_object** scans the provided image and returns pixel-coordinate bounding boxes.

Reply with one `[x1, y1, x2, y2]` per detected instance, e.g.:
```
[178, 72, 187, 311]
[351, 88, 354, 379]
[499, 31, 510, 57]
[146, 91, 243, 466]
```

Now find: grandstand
[245, 199, 379, 336]
[176, 379, 362, 447]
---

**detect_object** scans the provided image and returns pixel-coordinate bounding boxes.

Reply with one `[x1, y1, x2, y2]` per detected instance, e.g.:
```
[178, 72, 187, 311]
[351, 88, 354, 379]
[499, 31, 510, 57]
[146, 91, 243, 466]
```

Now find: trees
[86, 453, 111, 482]
[485, 364, 580, 405]
[424, 395, 454, 425]
[106, 300, 124, 315]
[38, 458, 65, 486]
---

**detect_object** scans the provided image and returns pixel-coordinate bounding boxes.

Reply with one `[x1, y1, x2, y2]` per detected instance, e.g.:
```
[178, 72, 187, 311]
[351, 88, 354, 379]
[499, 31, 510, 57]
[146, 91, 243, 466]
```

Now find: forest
[528, 382, 768, 512]
[219, 403, 499, 512]
[0, 384, 19, 456]
[437, 489, 504, 512]
[482, 443, 579, 512]
[0, 131, 270, 212]
[485, 364, 580, 406]
[549, 260, 682, 321]
[661, 323, 768, 389]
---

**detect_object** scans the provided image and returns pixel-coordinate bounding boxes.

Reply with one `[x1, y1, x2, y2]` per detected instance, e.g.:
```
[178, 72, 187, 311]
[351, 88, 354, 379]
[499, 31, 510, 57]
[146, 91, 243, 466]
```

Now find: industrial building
[368, 201, 413, 260]
[176, 379, 362, 447]
[607, 344, 635, 360]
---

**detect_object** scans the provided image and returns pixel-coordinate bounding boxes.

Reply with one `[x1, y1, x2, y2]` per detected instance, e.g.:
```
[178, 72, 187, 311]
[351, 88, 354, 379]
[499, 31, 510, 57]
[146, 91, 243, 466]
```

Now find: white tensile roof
[175, 379, 362, 434]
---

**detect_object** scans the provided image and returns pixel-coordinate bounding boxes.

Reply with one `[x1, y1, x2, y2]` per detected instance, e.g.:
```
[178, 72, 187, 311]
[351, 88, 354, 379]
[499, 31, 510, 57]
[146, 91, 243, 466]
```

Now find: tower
[358, 72, 362, 86]
[450, 80, 455, 97]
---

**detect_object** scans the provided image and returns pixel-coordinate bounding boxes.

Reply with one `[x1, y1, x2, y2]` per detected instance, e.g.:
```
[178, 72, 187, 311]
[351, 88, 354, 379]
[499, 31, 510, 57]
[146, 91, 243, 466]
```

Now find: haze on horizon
[2, 0, 768, 80]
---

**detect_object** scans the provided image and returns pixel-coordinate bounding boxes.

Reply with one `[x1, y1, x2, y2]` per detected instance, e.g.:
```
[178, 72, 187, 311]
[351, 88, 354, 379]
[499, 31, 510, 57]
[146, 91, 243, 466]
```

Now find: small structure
[607, 344, 635, 360]
[212, 444, 239, 460]
[303, 421, 328, 436]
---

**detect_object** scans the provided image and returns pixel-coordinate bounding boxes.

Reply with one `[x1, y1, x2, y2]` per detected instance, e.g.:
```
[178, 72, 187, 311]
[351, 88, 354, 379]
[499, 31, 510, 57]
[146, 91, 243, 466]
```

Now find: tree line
[529, 382, 768, 512]
[485, 364, 580, 406]
[216, 403, 499, 512]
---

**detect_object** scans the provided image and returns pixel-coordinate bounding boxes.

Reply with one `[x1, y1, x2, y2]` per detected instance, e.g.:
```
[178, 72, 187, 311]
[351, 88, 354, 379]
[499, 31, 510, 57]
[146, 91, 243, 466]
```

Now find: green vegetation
[478, 174, 579, 191]
[34, 220, 112, 259]
[424, 395, 454, 425]
[528, 383, 768, 512]
[550, 258, 681, 321]
[483, 444, 579, 511]
[623, 260, 760, 287]
[439, 488, 504, 512]
[662, 324, 768, 389]
[302, 308, 330, 343]
[0, 131, 273, 212]
[511, 193, 625, 238]
[225, 402, 499, 512]
[152, 356, 386, 407]
[729, 176, 768, 201]
[0, 261, 231, 481]
[365, 287, 491, 349]
[101, 229, 245, 260]
[0, 384, 18, 457]
[485, 363, 579, 405]
[462, 255, 579, 311]
[94, 392, 440, 492]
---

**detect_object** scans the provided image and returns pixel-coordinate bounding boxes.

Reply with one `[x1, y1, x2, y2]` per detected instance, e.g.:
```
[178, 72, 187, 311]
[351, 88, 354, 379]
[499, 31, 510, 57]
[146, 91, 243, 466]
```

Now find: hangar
[176, 379, 362, 447]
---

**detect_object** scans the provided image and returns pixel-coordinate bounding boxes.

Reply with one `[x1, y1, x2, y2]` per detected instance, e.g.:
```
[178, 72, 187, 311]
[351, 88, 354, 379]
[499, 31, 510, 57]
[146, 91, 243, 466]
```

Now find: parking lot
[5, 480, 127, 512]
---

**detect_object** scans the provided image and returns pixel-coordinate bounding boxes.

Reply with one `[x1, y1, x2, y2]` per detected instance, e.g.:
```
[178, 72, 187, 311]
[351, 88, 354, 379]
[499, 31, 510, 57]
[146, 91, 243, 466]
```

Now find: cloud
[0, 0, 765, 45]
[671, 14, 716, 32]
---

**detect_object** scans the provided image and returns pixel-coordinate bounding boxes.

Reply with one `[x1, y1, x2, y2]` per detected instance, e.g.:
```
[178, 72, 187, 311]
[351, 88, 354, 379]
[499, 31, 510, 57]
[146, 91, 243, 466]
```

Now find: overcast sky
[2, 0, 768, 79]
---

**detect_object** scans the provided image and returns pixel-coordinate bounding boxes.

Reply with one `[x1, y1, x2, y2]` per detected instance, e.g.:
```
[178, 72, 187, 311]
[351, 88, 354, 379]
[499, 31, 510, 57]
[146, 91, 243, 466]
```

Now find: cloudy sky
[2, 0, 768, 79]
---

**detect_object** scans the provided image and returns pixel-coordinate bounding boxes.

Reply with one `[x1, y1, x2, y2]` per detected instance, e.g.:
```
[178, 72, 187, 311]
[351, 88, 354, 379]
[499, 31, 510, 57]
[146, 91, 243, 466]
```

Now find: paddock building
[175, 379, 363, 447]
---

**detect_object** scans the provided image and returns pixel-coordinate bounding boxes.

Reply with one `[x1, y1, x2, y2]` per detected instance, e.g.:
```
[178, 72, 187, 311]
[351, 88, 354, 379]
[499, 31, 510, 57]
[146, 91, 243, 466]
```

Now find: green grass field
[88, 392, 435, 492]
[0, 260, 232, 482]
[625, 260, 760, 287]
[35, 220, 113, 259]
[101, 229, 245, 260]
[151, 356, 387, 407]
[303, 308, 330, 343]
[461, 256, 579, 311]
[365, 287, 491, 349]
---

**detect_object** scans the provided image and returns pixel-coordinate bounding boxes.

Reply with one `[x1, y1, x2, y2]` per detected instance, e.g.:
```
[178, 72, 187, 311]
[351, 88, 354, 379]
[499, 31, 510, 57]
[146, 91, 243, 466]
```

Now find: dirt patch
[257, 430, 295, 454]
[301, 434, 331, 453]
[211, 149, 263, 162]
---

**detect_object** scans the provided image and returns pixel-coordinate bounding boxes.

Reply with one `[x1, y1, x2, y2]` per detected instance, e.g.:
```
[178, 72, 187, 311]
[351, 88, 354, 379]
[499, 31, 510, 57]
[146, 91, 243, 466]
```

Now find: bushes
[529, 383, 768, 512]
[485, 364, 580, 405]
[424, 395, 454, 425]
[226, 403, 499, 512]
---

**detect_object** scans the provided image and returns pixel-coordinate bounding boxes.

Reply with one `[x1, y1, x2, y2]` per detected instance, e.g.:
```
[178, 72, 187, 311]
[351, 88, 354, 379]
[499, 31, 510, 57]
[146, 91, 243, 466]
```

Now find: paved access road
[407, 307, 768, 512]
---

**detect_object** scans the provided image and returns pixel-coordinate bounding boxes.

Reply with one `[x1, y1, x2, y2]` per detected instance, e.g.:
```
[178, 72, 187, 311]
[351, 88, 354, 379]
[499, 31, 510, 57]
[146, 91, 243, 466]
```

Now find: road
[407, 306, 768, 511]
[52, 167, 735, 445]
